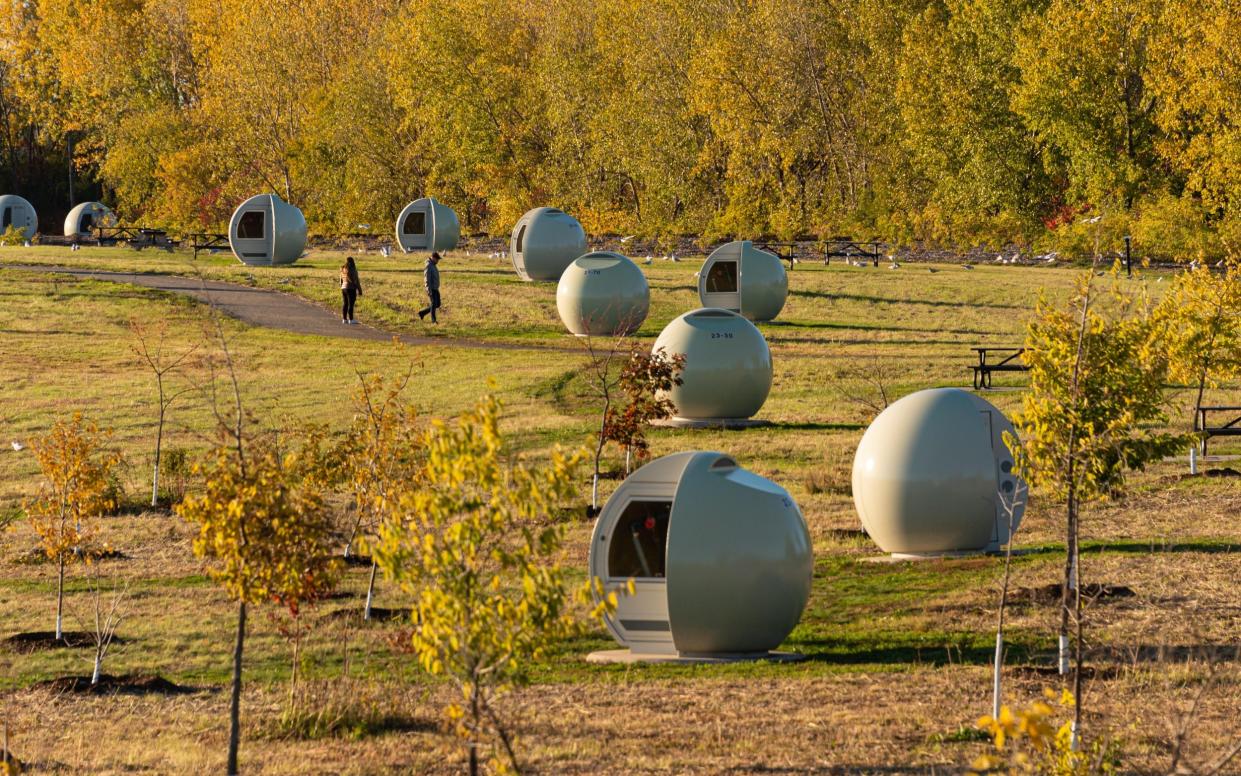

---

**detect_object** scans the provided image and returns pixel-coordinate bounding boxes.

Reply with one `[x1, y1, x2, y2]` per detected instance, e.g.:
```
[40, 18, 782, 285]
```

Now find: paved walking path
[2, 264, 556, 351]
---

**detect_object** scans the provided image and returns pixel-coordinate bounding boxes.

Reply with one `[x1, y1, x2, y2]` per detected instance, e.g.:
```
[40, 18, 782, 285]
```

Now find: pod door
[401, 207, 429, 250]
[512, 222, 529, 278]
[702, 259, 740, 312]
[233, 204, 272, 262]
[597, 498, 674, 654]
[979, 407, 1023, 550]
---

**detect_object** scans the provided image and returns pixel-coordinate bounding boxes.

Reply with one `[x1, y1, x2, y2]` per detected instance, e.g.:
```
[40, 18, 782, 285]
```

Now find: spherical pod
[588, 451, 813, 658]
[652, 308, 773, 421]
[395, 196, 460, 253]
[0, 194, 38, 240]
[509, 207, 587, 281]
[228, 193, 307, 266]
[64, 202, 117, 237]
[698, 240, 788, 321]
[556, 251, 650, 336]
[852, 388, 1025, 556]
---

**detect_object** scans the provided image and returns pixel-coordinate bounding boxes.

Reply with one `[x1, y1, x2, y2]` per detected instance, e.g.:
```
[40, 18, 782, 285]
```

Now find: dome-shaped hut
[509, 207, 587, 281]
[395, 197, 459, 253]
[652, 309, 773, 423]
[698, 241, 788, 321]
[588, 451, 813, 661]
[852, 388, 1025, 557]
[228, 194, 307, 266]
[0, 195, 37, 240]
[556, 251, 650, 336]
[63, 202, 116, 237]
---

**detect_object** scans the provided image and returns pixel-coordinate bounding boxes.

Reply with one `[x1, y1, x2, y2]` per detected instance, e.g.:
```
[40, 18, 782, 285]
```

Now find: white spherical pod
[652, 308, 773, 421]
[698, 240, 788, 321]
[63, 202, 117, 237]
[395, 196, 460, 253]
[509, 207, 587, 281]
[556, 251, 650, 336]
[228, 193, 307, 266]
[588, 451, 813, 659]
[852, 388, 1025, 556]
[0, 194, 38, 240]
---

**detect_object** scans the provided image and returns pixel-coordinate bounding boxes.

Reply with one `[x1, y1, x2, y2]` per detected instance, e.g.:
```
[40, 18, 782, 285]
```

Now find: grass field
[2, 245, 1240, 774]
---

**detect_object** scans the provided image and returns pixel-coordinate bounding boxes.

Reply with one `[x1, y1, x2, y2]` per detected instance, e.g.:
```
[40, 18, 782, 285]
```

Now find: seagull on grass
[11, 441, 23, 452]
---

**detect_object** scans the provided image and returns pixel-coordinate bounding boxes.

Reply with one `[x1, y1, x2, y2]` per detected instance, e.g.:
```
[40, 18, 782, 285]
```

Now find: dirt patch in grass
[1010, 583, 1136, 606]
[31, 674, 198, 695]
[318, 606, 407, 624]
[341, 554, 373, 568]
[1008, 664, 1125, 681]
[2, 631, 124, 653]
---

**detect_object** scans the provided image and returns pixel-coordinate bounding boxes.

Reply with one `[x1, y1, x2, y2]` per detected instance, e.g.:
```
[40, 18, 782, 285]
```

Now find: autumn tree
[130, 318, 200, 507]
[372, 395, 611, 775]
[605, 346, 684, 475]
[178, 429, 340, 775]
[339, 369, 424, 620]
[1156, 262, 1241, 430]
[24, 413, 121, 641]
[1006, 266, 1187, 747]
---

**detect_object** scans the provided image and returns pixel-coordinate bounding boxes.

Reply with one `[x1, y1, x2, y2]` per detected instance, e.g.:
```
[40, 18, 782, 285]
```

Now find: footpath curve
[2, 264, 560, 352]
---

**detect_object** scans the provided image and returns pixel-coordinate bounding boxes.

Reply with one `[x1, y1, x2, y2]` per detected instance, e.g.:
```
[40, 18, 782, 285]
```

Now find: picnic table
[188, 232, 229, 259]
[1195, 406, 1241, 457]
[971, 347, 1029, 390]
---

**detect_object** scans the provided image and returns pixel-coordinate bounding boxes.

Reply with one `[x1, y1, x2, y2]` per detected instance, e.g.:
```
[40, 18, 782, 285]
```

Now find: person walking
[418, 252, 442, 323]
[340, 256, 362, 324]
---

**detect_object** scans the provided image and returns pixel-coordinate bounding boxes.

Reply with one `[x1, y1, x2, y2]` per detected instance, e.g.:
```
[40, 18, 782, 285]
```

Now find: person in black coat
[418, 252, 442, 323]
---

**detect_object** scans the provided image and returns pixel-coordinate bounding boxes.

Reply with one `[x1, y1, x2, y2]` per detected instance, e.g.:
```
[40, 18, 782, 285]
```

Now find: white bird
[692, 271, 700, 280]
[993, 254, 1004, 263]
[888, 262, 900, 270]
[1215, 259, 1225, 268]
[962, 264, 974, 270]
[620, 235, 636, 243]
[643, 256, 653, 265]
[11, 441, 24, 452]
[70, 243, 80, 251]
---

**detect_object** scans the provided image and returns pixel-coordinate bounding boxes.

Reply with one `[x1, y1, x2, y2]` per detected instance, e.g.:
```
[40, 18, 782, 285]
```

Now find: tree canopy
[3, 0, 1239, 255]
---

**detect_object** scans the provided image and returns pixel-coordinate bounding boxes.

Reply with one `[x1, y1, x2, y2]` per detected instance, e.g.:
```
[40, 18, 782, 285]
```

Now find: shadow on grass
[790, 288, 1027, 311]
[1016, 539, 1241, 557]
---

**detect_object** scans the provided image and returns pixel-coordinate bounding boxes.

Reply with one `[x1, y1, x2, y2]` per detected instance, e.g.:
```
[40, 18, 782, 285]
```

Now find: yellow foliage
[372, 394, 609, 772]
[971, 691, 1119, 776]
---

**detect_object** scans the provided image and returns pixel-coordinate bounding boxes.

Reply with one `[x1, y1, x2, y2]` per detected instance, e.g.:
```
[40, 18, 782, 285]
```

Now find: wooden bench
[1195, 406, 1241, 457]
[971, 347, 1029, 390]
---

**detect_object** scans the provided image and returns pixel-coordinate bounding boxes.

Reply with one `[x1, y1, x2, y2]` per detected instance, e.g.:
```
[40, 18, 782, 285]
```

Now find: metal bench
[971, 347, 1029, 390]
[188, 232, 229, 259]
[1195, 406, 1241, 457]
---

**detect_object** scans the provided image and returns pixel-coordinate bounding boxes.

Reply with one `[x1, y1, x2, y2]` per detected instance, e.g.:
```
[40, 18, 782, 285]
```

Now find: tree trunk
[56, 555, 65, 640]
[151, 405, 165, 508]
[364, 558, 378, 621]
[1071, 530, 1084, 751]
[228, 601, 247, 776]
[1059, 492, 1076, 676]
[92, 650, 102, 685]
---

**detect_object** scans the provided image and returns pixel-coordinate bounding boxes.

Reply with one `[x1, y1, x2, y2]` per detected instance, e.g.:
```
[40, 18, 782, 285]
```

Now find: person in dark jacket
[340, 256, 362, 324]
[418, 252, 442, 323]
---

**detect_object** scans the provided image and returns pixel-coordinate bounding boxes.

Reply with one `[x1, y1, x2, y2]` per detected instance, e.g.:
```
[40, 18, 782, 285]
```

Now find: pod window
[80, 213, 94, 231]
[515, 224, 527, 254]
[2, 207, 10, 228]
[403, 211, 426, 235]
[705, 261, 738, 293]
[237, 210, 265, 239]
[607, 500, 671, 579]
